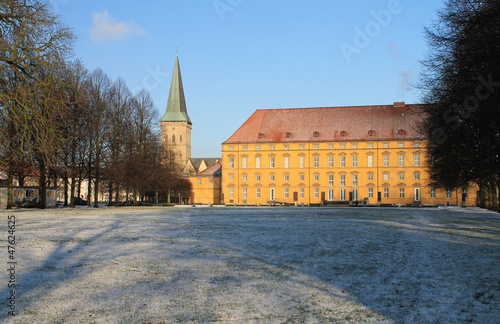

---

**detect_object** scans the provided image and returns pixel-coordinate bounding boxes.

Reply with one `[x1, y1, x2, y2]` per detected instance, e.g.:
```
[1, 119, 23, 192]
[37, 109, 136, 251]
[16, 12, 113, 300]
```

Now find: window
[340, 189, 347, 201]
[300, 145, 305, 150]
[340, 155, 346, 168]
[368, 173, 374, 181]
[328, 156, 334, 168]
[299, 188, 305, 198]
[242, 146, 247, 151]
[383, 143, 389, 148]
[284, 174, 289, 181]
[197, 179, 202, 185]
[340, 144, 346, 149]
[328, 144, 334, 149]
[284, 188, 290, 199]
[270, 174, 275, 182]
[313, 131, 320, 137]
[384, 187, 389, 198]
[399, 154, 404, 167]
[446, 189, 452, 198]
[314, 188, 319, 198]
[352, 155, 358, 167]
[258, 132, 264, 139]
[352, 189, 358, 200]
[172, 134, 175, 143]
[352, 144, 357, 149]
[229, 174, 234, 182]
[242, 175, 247, 182]
[256, 188, 261, 198]
[399, 173, 405, 181]
[299, 174, 305, 181]
[340, 174, 346, 187]
[256, 174, 261, 182]
[314, 156, 319, 168]
[367, 155, 374, 167]
[284, 156, 289, 168]
[285, 132, 292, 138]
[314, 145, 319, 150]
[383, 173, 389, 181]
[414, 154, 420, 167]
[229, 188, 234, 199]
[368, 188, 374, 198]
[352, 174, 358, 187]
[229, 157, 234, 169]
[255, 156, 261, 169]
[328, 175, 334, 187]
[430, 187, 436, 198]
[270, 146, 275, 150]
[229, 146, 234, 151]
[414, 172, 420, 180]
[242, 188, 247, 199]
[368, 130, 375, 136]
[299, 156, 305, 168]
[383, 155, 389, 167]
[209, 180, 213, 185]
[340, 131, 347, 137]
[328, 189, 334, 201]
[256, 146, 261, 151]
[399, 187, 405, 198]
[180, 135, 182, 143]
[270, 156, 275, 168]
[398, 129, 406, 136]
[462, 188, 468, 199]
[242, 157, 247, 169]
[414, 142, 420, 148]
[314, 174, 319, 181]
[368, 143, 374, 148]
[398, 143, 404, 148]
[284, 145, 289, 150]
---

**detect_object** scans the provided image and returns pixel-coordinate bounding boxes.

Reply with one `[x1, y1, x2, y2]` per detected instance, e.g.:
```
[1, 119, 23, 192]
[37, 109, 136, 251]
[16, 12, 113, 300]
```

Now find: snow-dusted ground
[0, 206, 499, 323]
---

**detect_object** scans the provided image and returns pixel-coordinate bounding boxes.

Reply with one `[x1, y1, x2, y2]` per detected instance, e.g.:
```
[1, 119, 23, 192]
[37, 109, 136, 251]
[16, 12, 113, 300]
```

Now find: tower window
[172, 134, 175, 143]
[180, 135, 182, 143]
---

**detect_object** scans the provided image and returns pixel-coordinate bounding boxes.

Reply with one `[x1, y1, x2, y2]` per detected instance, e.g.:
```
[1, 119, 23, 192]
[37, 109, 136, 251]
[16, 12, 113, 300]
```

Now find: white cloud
[90, 11, 148, 43]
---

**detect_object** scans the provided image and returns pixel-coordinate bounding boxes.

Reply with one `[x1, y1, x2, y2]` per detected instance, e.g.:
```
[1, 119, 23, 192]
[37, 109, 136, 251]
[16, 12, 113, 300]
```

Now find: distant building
[160, 54, 222, 204]
[222, 103, 478, 206]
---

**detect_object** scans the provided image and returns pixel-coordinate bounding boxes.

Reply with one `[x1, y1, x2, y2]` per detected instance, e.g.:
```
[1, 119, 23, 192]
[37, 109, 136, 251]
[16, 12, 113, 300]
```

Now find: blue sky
[52, 0, 444, 158]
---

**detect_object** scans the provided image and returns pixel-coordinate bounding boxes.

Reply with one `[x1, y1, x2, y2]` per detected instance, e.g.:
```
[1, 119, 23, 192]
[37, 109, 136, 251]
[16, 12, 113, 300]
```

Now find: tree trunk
[70, 176, 76, 208]
[63, 170, 69, 206]
[6, 168, 14, 210]
[39, 159, 47, 209]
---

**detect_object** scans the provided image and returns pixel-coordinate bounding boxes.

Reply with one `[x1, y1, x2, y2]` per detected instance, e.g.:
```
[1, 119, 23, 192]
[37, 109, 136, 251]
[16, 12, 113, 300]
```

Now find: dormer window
[368, 130, 375, 136]
[257, 132, 265, 139]
[313, 131, 320, 137]
[285, 132, 292, 138]
[340, 131, 347, 137]
[398, 129, 406, 136]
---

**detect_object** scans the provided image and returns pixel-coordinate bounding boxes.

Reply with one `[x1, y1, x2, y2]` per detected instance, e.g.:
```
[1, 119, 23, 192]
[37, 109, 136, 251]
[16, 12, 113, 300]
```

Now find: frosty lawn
[1, 207, 499, 323]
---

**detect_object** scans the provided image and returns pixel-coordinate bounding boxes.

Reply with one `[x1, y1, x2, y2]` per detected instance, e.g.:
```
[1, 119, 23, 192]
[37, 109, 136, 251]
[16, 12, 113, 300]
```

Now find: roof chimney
[393, 101, 405, 108]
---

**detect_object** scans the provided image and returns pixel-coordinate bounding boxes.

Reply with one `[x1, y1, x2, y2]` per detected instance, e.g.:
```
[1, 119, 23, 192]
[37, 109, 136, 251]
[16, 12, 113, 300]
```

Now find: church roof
[161, 54, 192, 124]
[223, 103, 426, 144]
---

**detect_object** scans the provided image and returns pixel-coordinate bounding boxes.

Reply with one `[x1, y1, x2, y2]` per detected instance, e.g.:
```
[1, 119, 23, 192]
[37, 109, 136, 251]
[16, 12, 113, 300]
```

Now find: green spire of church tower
[161, 53, 192, 124]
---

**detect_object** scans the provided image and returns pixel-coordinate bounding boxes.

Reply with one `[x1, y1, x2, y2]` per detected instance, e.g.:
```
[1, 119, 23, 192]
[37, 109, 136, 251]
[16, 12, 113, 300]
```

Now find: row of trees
[418, 0, 500, 211]
[0, 0, 190, 209]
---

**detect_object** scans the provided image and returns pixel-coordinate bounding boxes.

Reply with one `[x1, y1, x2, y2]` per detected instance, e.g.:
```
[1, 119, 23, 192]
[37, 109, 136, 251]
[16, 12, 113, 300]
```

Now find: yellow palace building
[222, 102, 478, 206]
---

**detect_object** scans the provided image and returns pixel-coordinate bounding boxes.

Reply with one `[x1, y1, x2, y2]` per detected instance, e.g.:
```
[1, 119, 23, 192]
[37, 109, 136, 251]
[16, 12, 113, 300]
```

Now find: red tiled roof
[223, 104, 426, 144]
[198, 161, 222, 176]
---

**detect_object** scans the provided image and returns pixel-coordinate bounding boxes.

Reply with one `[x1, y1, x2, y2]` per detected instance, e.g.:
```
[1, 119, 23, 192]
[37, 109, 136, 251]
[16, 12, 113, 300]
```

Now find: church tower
[161, 53, 192, 169]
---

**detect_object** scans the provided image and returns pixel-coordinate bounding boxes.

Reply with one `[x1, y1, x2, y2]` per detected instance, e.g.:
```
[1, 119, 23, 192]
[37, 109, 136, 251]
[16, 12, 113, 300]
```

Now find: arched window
[180, 135, 182, 143]
[172, 134, 175, 143]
